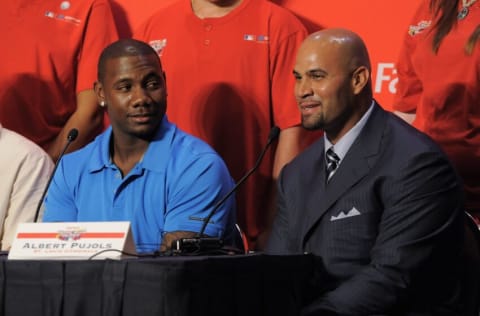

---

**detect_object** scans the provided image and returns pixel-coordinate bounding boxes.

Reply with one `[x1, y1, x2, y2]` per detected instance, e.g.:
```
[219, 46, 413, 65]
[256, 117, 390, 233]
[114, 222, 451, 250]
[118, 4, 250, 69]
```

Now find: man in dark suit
[266, 28, 465, 315]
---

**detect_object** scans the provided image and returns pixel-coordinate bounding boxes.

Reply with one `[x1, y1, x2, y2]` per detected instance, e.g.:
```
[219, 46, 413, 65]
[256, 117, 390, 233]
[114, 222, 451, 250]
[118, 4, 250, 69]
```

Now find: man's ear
[351, 66, 369, 95]
[93, 81, 105, 104]
[163, 71, 168, 96]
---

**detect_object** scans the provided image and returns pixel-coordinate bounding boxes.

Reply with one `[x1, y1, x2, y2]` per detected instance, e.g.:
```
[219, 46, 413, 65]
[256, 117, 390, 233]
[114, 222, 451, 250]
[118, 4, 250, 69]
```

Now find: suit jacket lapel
[299, 138, 327, 243]
[301, 102, 388, 244]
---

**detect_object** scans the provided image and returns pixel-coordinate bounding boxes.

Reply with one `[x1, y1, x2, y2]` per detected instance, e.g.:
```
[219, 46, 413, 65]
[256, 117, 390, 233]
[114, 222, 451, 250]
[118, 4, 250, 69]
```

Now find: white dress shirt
[0, 124, 54, 250]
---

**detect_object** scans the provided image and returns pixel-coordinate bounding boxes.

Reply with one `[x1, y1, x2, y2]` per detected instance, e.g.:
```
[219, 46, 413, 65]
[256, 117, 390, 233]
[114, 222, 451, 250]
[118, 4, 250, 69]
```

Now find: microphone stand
[171, 126, 280, 255]
[33, 128, 79, 222]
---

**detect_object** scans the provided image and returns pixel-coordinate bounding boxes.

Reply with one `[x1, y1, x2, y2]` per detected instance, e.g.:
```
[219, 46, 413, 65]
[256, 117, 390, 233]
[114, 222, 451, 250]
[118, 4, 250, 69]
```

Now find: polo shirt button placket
[204, 23, 212, 46]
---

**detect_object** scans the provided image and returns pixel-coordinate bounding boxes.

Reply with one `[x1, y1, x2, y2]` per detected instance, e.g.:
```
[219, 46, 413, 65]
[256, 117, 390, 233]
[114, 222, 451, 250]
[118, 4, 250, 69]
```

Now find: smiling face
[95, 53, 167, 142]
[293, 30, 371, 143]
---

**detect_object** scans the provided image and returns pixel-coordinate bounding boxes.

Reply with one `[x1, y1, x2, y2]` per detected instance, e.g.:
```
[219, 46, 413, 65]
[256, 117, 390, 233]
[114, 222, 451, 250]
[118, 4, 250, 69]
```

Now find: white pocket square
[330, 207, 361, 221]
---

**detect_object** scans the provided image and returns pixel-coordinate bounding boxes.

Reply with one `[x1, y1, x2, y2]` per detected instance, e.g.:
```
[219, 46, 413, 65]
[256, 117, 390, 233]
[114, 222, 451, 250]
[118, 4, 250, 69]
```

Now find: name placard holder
[8, 222, 136, 260]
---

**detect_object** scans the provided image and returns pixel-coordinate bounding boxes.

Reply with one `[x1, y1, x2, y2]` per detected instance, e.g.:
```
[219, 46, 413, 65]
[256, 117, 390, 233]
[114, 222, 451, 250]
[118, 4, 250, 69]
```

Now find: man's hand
[160, 231, 198, 252]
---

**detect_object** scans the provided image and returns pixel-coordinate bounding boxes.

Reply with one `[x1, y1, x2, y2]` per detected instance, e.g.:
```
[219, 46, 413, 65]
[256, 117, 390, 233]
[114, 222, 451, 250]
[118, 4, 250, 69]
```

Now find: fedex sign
[374, 62, 398, 95]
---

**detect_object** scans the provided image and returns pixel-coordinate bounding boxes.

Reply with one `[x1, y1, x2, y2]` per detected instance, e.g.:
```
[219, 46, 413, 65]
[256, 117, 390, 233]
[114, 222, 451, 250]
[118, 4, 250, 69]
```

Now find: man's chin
[132, 123, 161, 140]
[301, 117, 323, 131]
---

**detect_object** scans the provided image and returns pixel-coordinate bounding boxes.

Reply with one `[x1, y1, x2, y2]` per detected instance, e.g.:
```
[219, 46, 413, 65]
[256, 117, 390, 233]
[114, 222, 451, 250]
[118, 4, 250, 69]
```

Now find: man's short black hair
[97, 38, 160, 83]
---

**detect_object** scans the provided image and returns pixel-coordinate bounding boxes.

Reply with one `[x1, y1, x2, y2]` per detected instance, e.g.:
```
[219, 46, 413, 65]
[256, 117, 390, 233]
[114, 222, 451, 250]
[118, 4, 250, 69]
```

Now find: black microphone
[171, 126, 281, 254]
[33, 128, 79, 222]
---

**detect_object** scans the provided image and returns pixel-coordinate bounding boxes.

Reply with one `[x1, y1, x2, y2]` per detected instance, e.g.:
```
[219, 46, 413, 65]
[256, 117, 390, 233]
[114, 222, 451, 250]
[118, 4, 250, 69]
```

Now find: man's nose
[295, 79, 313, 98]
[131, 86, 151, 107]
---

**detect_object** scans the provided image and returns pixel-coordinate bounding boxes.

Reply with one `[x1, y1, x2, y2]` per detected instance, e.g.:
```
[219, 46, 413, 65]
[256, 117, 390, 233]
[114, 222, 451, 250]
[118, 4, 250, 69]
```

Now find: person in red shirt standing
[134, 0, 318, 249]
[0, 0, 118, 161]
[393, 0, 480, 221]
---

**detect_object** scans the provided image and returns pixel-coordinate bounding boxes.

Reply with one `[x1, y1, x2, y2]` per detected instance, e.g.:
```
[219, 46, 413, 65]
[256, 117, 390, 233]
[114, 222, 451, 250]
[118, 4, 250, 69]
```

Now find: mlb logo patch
[257, 35, 269, 42]
[243, 34, 256, 41]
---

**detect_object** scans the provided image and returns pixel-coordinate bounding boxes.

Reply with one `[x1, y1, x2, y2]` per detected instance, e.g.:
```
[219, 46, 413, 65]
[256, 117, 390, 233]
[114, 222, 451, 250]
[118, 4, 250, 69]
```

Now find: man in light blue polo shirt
[43, 39, 236, 254]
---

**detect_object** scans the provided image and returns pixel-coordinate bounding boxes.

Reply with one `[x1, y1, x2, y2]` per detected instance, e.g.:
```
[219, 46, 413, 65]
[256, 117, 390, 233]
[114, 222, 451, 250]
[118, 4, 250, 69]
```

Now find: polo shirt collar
[88, 116, 175, 174]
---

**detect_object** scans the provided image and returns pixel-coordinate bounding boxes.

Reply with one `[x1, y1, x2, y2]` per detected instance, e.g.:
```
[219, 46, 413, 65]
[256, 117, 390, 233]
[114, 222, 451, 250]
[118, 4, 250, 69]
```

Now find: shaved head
[302, 28, 371, 79]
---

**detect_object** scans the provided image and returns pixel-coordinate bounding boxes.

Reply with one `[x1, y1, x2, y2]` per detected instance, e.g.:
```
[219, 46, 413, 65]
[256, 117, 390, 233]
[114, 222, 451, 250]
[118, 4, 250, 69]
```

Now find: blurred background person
[134, 0, 319, 250]
[0, 0, 118, 161]
[393, 0, 480, 222]
[0, 123, 54, 251]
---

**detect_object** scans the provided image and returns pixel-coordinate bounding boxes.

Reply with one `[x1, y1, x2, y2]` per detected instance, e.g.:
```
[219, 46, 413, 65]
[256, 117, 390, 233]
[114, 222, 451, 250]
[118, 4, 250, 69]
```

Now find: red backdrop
[111, 0, 419, 110]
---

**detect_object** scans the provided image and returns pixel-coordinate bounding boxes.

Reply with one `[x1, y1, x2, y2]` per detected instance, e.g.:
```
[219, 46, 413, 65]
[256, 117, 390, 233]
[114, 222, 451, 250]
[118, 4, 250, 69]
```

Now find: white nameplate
[8, 222, 136, 260]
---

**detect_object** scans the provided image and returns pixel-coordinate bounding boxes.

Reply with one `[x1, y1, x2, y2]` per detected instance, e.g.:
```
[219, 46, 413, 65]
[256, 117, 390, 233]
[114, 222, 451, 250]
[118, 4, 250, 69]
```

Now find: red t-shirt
[0, 0, 118, 148]
[393, 0, 480, 212]
[135, 0, 308, 246]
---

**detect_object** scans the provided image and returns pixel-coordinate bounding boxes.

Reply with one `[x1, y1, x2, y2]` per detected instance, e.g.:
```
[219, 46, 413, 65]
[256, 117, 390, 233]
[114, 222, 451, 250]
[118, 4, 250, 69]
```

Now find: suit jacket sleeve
[303, 151, 463, 315]
[266, 167, 292, 253]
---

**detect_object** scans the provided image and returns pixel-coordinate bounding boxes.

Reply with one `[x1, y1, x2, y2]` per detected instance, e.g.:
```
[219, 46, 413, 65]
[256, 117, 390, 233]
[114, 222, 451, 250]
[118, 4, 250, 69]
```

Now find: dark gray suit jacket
[267, 103, 465, 315]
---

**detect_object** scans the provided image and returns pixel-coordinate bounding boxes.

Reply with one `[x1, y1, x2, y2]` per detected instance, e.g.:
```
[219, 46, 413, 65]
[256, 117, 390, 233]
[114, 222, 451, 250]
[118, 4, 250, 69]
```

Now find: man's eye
[146, 80, 160, 89]
[311, 73, 324, 79]
[117, 84, 131, 91]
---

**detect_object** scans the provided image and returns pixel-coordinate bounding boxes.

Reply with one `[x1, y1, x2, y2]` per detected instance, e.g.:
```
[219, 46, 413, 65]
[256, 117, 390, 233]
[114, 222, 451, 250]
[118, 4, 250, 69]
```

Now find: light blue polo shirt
[43, 117, 236, 253]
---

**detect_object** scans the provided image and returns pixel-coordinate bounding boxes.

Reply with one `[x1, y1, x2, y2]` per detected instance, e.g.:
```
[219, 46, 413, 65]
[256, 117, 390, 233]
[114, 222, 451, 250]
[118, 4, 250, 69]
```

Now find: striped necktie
[326, 147, 340, 181]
